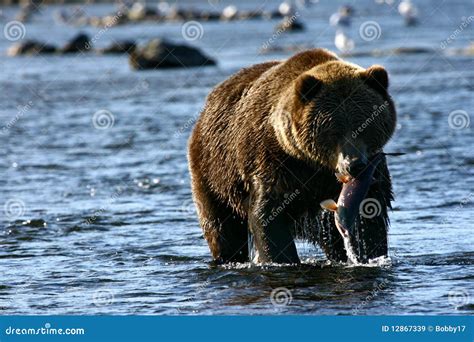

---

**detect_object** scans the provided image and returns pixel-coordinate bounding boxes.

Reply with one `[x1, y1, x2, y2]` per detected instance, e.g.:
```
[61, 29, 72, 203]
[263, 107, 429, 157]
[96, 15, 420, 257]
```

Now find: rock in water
[275, 16, 305, 32]
[129, 39, 216, 70]
[98, 41, 136, 54]
[7, 40, 57, 56]
[61, 33, 91, 53]
[127, 2, 157, 21]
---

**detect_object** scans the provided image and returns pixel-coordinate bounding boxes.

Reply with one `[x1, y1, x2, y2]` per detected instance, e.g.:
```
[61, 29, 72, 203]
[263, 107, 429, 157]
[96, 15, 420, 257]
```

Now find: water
[1, 0, 473, 315]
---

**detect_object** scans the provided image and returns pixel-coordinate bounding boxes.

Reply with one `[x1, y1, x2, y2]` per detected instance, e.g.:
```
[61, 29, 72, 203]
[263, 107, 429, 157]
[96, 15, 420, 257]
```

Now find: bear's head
[272, 60, 396, 176]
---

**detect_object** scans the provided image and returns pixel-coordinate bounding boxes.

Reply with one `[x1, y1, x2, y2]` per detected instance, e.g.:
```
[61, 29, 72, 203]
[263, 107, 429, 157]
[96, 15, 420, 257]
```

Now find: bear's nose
[337, 140, 369, 178]
[347, 158, 368, 178]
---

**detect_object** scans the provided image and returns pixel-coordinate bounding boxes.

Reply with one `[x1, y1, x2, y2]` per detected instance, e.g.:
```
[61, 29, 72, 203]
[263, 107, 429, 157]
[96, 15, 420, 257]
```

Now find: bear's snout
[336, 140, 369, 178]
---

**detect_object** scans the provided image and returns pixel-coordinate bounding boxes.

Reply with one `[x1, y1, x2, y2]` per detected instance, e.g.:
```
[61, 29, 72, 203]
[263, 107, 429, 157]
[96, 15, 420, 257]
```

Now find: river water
[1, 0, 473, 314]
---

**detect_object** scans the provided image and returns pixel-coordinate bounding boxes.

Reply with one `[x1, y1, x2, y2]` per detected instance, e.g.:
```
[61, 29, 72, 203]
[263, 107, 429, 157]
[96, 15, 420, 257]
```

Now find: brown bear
[188, 49, 396, 264]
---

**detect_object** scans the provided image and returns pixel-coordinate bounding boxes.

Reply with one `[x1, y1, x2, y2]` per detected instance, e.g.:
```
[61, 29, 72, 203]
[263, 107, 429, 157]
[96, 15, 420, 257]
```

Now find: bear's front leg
[248, 184, 300, 264]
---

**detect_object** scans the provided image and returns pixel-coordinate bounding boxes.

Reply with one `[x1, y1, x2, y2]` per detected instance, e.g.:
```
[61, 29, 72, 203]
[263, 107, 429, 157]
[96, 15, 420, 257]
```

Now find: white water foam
[342, 236, 392, 267]
[343, 235, 361, 265]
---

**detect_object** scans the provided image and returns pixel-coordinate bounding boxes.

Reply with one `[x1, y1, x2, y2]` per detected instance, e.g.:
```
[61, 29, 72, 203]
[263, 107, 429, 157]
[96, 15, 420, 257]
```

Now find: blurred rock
[275, 16, 305, 32]
[54, 6, 87, 25]
[88, 16, 103, 27]
[7, 40, 57, 56]
[199, 11, 220, 21]
[260, 44, 310, 54]
[447, 43, 474, 56]
[101, 13, 129, 27]
[127, 2, 157, 21]
[262, 10, 284, 20]
[129, 39, 216, 70]
[21, 219, 47, 228]
[16, 9, 31, 22]
[462, 43, 474, 55]
[237, 10, 263, 20]
[391, 47, 433, 55]
[98, 41, 136, 54]
[15, 2, 39, 22]
[340, 47, 434, 58]
[61, 33, 91, 53]
[69, 4, 285, 26]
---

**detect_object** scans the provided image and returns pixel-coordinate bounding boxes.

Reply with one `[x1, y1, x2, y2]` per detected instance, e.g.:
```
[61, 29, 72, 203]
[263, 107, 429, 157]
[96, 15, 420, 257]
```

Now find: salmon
[320, 153, 384, 239]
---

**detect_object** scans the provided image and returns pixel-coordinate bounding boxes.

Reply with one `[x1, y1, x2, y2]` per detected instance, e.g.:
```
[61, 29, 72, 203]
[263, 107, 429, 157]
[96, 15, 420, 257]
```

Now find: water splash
[343, 235, 392, 267]
[342, 235, 361, 265]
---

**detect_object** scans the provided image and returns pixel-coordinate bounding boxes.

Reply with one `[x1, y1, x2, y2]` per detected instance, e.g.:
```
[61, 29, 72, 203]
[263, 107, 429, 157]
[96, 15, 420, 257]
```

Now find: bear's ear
[295, 75, 322, 103]
[362, 65, 389, 93]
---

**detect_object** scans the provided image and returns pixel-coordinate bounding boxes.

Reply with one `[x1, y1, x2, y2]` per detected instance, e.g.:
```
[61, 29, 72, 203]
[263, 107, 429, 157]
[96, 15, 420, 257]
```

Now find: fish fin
[320, 199, 338, 211]
[335, 172, 350, 183]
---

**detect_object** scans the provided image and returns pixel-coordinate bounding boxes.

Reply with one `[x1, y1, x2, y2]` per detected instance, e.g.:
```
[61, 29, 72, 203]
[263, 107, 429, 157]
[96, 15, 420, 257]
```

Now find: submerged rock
[275, 16, 305, 32]
[67, 4, 285, 27]
[98, 41, 136, 54]
[127, 2, 157, 21]
[260, 44, 310, 55]
[7, 40, 57, 56]
[129, 39, 216, 70]
[448, 43, 474, 56]
[22, 219, 47, 228]
[61, 33, 91, 53]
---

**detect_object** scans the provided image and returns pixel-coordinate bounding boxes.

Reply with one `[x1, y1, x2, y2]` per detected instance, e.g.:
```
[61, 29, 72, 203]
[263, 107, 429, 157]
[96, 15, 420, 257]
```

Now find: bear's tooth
[320, 199, 338, 211]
